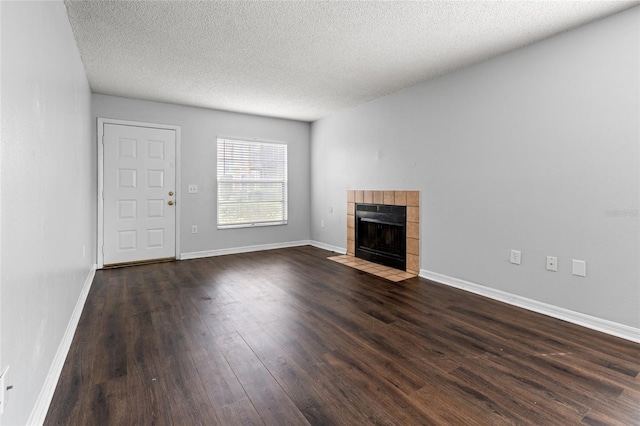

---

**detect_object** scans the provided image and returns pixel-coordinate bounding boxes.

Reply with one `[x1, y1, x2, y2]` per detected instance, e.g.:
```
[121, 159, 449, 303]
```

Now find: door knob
[168, 200, 174, 206]
[168, 191, 174, 196]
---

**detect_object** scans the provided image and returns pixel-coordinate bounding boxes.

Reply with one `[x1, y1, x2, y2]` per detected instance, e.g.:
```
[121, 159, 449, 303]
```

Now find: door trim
[97, 118, 181, 269]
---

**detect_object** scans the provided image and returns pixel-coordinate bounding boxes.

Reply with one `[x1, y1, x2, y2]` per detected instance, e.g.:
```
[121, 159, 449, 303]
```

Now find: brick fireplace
[347, 190, 420, 275]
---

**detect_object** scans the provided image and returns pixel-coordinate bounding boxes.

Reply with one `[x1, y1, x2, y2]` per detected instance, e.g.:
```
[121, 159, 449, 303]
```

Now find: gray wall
[311, 7, 640, 328]
[92, 95, 311, 255]
[1, 1, 95, 424]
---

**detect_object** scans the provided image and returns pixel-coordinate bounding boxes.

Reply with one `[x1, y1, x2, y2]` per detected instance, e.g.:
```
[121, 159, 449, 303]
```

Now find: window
[217, 138, 288, 228]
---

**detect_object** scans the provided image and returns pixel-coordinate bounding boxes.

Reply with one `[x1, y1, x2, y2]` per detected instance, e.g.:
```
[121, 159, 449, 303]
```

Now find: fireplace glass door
[355, 204, 406, 270]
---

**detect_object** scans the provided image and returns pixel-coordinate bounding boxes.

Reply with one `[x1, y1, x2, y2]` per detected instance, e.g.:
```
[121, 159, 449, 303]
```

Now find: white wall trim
[181, 240, 346, 261]
[420, 269, 640, 344]
[27, 264, 97, 426]
[181, 240, 313, 260]
[97, 118, 181, 269]
[309, 240, 346, 254]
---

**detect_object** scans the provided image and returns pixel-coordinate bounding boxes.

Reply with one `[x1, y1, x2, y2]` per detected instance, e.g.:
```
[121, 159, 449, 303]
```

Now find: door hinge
[101, 136, 105, 145]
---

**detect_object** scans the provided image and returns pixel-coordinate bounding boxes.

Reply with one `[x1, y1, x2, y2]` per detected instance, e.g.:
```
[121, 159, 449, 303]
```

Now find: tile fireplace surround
[347, 190, 420, 275]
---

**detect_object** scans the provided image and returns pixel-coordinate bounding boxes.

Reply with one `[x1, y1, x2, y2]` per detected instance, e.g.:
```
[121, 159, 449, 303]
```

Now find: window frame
[216, 137, 288, 229]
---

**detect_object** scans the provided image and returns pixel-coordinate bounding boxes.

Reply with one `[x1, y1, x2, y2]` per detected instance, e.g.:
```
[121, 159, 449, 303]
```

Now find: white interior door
[103, 123, 176, 265]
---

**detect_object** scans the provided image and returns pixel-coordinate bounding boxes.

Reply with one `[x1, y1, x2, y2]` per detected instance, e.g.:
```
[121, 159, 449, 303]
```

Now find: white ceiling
[65, 1, 638, 122]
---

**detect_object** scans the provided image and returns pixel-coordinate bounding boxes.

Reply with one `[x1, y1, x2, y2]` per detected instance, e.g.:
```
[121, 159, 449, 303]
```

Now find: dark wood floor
[45, 246, 640, 425]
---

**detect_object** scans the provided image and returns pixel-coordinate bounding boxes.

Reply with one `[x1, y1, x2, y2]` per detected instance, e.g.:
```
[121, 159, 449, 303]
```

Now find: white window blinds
[217, 138, 288, 228]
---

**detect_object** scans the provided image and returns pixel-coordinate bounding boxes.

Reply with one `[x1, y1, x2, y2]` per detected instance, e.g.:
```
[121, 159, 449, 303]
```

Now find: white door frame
[97, 118, 181, 268]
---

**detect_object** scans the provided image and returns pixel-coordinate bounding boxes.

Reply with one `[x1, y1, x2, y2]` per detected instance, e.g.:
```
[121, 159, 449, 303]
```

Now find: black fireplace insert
[355, 203, 406, 270]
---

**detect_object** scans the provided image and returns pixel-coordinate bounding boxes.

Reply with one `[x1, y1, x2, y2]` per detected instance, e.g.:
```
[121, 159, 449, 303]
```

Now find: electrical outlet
[0, 366, 9, 415]
[321, 220, 325, 228]
[188, 184, 198, 194]
[192, 225, 198, 234]
[546, 256, 558, 272]
[510, 250, 521, 265]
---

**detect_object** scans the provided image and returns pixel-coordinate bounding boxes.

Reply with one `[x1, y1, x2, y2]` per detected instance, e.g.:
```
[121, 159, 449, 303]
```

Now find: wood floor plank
[191, 344, 249, 409]
[157, 351, 223, 425]
[321, 350, 438, 424]
[581, 388, 640, 425]
[241, 329, 371, 425]
[215, 331, 311, 426]
[216, 398, 266, 426]
[409, 371, 517, 426]
[45, 246, 640, 425]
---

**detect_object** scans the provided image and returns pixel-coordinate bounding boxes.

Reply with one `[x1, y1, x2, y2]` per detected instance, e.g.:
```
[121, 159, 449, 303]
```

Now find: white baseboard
[180, 240, 313, 260]
[27, 264, 97, 426]
[309, 240, 346, 254]
[180, 240, 346, 261]
[420, 269, 640, 344]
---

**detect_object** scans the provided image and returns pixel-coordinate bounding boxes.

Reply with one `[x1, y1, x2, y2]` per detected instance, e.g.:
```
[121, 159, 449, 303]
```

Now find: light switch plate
[572, 259, 586, 277]
[188, 184, 198, 194]
[510, 250, 521, 265]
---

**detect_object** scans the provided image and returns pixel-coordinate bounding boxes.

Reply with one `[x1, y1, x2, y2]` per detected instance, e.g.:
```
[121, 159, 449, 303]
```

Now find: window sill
[217, 221, 288, 230]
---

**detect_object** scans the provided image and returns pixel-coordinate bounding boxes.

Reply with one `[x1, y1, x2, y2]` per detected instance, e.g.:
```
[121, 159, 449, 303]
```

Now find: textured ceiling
[65, 1, 638, 122]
